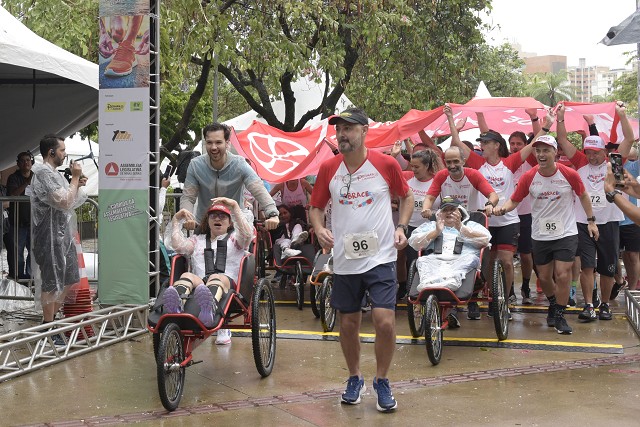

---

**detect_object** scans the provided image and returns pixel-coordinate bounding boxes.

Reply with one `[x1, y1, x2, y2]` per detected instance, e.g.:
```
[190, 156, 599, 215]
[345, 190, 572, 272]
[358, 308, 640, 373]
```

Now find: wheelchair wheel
[310, 283, 320, 318]
[294, 261, 305, 310]
[425, 294, 443, 365]
[152, 332, 161, 360]
[408, 302, 426, 338]
[157, 322, 185, 412]
[490, 259, 509, 341]
[320, 275, 336, 332]
[256, 234, 267, 278]
[252, 278, 277, 377]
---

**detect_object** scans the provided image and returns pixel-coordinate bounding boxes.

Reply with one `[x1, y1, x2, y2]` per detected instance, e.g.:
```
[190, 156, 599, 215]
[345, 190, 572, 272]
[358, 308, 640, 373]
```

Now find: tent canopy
[0, 6, 98, 170]
[601, 9, 640, 46]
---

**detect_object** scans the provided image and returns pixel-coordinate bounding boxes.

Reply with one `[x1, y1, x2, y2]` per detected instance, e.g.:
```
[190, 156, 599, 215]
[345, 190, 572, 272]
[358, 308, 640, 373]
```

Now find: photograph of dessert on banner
[98, 14, 150, 89]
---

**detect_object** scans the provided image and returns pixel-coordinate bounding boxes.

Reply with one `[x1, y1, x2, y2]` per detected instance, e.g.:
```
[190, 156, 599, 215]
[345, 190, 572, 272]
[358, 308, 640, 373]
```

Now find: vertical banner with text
[98, 1, 151, 304]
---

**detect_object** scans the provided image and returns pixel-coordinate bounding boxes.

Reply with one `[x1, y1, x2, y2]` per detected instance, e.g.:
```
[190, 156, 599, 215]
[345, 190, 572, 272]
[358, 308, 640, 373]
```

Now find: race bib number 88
[343, 230, 380, 259]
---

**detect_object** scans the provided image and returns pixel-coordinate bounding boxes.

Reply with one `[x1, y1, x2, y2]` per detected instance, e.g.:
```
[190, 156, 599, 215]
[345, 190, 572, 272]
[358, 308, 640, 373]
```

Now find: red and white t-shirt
[427, 168, 495, 212]
[466, 152, 522, 227]
[407, 177, 440, 228]
[310, 150, 410, 275]
[511, 164, 585, 241]
[514, 159, 534, 216]
[570, 152, 624, 224]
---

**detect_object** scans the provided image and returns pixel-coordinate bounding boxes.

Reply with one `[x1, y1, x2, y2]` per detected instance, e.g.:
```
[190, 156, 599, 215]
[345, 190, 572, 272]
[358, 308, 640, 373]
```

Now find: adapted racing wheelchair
[148, 237, 276, 411]
[406, 211, 509, 365]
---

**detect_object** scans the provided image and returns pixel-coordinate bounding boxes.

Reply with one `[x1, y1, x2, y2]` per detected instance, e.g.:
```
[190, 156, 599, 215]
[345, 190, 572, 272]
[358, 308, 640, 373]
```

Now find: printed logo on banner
[112, 130, 134, 142]
[105, 162, 119, 176]
[247, 133, 311, 176]
[105, 102, 126, 112]
[130, 101, 144, 112]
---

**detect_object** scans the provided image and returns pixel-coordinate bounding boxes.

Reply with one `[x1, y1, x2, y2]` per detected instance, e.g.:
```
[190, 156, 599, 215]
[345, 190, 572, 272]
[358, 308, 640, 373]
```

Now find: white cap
[532, 134, 557, 149]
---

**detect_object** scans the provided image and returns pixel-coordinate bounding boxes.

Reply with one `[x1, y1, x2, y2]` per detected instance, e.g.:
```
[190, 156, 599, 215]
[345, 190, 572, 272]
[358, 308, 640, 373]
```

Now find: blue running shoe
[162, 286, 182, 314]
[340, 375, 366, 405]
[372, 377, 398, 412]
[194, 284, 216, 328]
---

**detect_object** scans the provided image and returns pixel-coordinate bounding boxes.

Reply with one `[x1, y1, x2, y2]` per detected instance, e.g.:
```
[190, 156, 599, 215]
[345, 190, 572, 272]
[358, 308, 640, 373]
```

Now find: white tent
[0, 6, 98, 170]
[439, 81, 494, 150]
[223, 75, 354, 131]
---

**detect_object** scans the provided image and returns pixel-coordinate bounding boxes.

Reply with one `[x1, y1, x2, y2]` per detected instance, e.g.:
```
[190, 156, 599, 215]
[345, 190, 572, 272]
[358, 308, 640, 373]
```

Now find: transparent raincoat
[30, 163, 87, 303]
[180, 152, 278, 221]
[165, 207, 254, 280]
[408, 207, 491, 292]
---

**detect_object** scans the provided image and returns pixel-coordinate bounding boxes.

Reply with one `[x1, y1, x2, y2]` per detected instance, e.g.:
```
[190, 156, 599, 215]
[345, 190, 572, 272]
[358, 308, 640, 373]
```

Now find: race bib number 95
[343, 230, 380, 259]
[539, 217, 564, 236]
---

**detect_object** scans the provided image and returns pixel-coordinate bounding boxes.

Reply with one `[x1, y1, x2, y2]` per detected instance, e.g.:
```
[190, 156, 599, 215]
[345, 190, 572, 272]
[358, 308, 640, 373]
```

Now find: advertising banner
[98, 1, 151, 304]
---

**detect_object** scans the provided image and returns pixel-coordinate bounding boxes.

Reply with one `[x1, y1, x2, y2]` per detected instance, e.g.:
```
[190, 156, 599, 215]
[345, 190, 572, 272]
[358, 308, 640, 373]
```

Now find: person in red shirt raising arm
[494, 128, 599, 335]
[309, 108, 414, 413]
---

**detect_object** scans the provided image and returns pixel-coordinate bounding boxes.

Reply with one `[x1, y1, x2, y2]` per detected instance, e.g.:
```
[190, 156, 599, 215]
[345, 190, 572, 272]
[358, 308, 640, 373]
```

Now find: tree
[526, 71, 575, 106]
[610, 71, 638, 118]
[4, 1, 530, 158]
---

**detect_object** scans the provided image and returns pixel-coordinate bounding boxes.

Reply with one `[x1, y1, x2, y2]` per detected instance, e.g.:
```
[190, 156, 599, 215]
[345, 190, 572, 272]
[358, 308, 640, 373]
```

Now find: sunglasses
[208, 212, 228, 220]
[339, 173, 352, 198]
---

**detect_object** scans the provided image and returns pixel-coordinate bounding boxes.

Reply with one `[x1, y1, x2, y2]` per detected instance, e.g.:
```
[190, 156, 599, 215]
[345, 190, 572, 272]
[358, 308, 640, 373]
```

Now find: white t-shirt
[467, 151, 522, 227]
[570, 152, 624, 224]
[282, 180, 307, 207]
[407, 176, 439, 227]
[513, 160, 533, 215]
[310, 150, 410, 275]
[511, 164, 585, 241]
[427, 167, 495, 212]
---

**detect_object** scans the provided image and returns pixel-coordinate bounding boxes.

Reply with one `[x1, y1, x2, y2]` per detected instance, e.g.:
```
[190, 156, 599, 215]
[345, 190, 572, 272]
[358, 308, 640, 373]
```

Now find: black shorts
[331, 262, 397, 313]
[517, 214, 532, 254]
[532, 235, 579, 265]
[578, 222, 619, 277]
[619, 223, 640, 252]
[488, 222, 519, 252]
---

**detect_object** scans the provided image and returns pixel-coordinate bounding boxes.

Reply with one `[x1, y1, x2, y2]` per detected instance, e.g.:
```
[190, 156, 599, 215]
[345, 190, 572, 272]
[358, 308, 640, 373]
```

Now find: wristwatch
[396, 224, 408, 235]
[266, 211, 279, 219]
[484, 201, 494, 207]
[606, 190, 622, 203]
[586, 216, 596, 222]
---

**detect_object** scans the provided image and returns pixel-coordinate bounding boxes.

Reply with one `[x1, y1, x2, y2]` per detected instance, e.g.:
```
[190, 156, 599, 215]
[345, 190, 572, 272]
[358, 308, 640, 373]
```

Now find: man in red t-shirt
[309, 108, 414, 412]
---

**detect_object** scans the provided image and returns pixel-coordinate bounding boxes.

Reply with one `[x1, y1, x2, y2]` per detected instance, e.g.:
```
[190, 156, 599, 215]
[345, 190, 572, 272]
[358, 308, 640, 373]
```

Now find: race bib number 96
[343, 230, 380, 259]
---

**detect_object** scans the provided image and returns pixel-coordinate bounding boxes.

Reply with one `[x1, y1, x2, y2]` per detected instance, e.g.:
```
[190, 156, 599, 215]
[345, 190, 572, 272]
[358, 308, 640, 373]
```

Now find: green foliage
[610, 71, 638, 118]
[4, 0, 532, 158]
[526, 71, 575, 106]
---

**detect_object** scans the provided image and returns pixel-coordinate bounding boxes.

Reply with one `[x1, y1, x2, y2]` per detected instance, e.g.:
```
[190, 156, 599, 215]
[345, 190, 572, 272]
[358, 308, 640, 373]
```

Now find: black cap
[328, 108, 369, 125]
[440, 196, 462, 210]
[476, 130, 505, 144]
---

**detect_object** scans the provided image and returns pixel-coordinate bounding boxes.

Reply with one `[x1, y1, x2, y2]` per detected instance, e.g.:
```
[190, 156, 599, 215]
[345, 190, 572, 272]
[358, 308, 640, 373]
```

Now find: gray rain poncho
[180, 152, 277, 221]
[30, 163, 87, 300]
[408, 207, 491, 292]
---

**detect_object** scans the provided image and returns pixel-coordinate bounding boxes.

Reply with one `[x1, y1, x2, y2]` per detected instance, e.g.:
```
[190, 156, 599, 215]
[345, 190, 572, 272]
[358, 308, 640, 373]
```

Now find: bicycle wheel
[252, 278, 277, 377]
[157, 322, 185, 411]
[320, 275, 336, 332]
[490, 259, 509, 341]
[425, 294, 443, 365]
[152, 332, 161, 360]
[310, 282, 320, 318]
[406, 260, 425, 337]
[295, 261, 304, 310]
[256, 234, 266, 278]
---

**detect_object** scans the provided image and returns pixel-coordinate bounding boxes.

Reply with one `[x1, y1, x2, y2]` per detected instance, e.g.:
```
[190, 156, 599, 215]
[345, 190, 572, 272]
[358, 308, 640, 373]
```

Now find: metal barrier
[625, 289, 640, 338]
[0, 195, 100, 298]
[0, 304, 149, 382]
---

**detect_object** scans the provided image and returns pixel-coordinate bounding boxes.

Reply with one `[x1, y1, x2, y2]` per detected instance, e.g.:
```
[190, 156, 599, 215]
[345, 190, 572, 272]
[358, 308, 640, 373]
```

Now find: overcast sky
[484, 0, 636, 69]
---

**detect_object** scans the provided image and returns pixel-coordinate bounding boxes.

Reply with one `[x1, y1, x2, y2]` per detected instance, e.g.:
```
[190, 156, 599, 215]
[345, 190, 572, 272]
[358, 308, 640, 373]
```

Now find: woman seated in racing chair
[407, 197, 491, 293]
[271, 204, 309, 263]
[161, 197, 254, 344]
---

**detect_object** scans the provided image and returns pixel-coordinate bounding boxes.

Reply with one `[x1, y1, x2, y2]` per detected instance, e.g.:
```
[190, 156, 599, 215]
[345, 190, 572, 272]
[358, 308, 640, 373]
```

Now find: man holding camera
[555, 102, 634, 322]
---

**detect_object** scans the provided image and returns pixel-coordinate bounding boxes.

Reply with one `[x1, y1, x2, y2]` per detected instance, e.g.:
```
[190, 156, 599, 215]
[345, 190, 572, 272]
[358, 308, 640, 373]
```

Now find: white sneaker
[291, 231, 309, 246]
[283, 248, 302, 258]
[215, 328, 232, 345]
